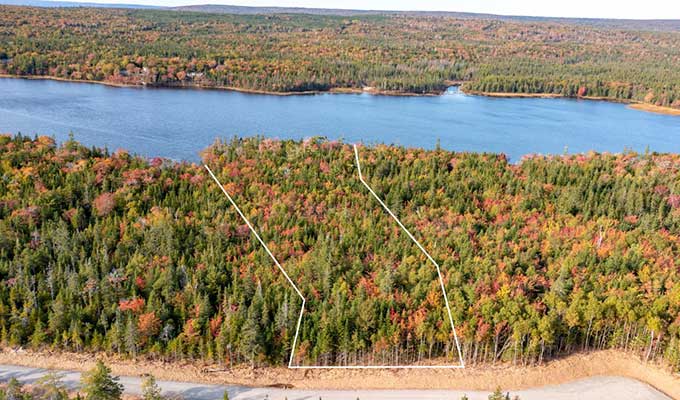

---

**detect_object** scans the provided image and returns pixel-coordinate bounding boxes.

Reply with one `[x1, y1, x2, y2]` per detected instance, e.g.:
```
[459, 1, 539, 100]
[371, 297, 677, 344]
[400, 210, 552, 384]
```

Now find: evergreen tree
[80, 361, 124, 400]
[488, 387, 506, 400]
[34, 373, 69, 400]
[141, 375, 163, 400]
[125, 317, 139, 357]
[5, 378, 24, 400]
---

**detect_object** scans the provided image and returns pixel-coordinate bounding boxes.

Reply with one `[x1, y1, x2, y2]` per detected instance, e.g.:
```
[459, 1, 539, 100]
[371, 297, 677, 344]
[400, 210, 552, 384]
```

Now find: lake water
[1, 77, 679, 162]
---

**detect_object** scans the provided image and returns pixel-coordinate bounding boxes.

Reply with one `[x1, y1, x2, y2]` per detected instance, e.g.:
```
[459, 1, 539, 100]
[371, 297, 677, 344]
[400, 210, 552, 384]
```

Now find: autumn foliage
[93, 192, 115, 217]
[119, 298, 145, 314]
[0, 6, 678, 108]
[1, 134, 680, 369]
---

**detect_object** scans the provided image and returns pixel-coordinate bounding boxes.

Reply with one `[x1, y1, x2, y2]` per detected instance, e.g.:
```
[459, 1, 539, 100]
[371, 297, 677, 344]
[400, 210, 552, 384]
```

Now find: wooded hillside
[0, 6, 679, 109]
[1, 134, 679, 368]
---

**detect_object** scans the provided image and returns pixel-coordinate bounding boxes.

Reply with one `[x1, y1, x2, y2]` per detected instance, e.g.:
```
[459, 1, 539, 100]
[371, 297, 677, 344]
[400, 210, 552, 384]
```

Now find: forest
[0, 5, 679, 109]
[1, 134, 680, 369]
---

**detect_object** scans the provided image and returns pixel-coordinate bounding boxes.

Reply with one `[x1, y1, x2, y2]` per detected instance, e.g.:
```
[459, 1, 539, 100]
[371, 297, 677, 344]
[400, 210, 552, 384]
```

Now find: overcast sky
[74, 0, 680, 19]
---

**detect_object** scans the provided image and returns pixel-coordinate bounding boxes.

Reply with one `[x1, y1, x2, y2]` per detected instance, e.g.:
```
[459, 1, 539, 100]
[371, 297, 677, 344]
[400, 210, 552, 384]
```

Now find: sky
[74, 0, 680, 20]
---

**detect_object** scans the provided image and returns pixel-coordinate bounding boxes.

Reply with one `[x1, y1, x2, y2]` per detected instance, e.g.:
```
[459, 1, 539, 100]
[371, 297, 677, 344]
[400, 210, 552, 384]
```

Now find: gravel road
[0, 364, 672, 400]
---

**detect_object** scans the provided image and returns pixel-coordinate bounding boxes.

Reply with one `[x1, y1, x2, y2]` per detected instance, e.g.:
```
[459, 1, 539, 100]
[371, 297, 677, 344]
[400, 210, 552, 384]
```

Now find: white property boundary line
[205, 146, 465, 369]
[205, 165, 306, 369]
[353, 145, 465, 369]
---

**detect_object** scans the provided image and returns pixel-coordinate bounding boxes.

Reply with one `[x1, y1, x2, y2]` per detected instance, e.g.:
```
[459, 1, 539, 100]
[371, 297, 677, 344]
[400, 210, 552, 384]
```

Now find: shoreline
[628, 103, 680, 116]
[460, 90, 563, 99]
[459, 89, 680, 116]
[0, 348, 678, 398]
[2, 74, 679, 116]
[0, 74, 448, 97]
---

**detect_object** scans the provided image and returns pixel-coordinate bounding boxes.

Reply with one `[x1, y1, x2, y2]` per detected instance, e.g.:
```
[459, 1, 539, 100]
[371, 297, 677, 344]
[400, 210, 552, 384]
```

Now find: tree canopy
[0, 6, 678, 109]
[1, 134, 680, 369]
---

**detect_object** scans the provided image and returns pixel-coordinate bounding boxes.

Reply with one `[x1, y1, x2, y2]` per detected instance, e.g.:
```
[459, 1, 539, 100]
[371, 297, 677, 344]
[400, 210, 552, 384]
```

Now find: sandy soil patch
[629, 103, 680, 116]
[0, 348, 678, 398]
[0, 366, 671, 400]
[462, 90, 563, 99]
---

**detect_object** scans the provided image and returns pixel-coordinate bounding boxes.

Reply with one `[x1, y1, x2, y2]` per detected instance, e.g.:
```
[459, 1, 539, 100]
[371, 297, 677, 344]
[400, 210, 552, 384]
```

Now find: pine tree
[141, 375, 163, 400]
[81, 360, 124, 400]
[125, 316, 139, 357]
[6, 378, 24, 400]
[30, 319, 47, 348]
[34, 372, 69, 400]
[488, 387, 506, 400]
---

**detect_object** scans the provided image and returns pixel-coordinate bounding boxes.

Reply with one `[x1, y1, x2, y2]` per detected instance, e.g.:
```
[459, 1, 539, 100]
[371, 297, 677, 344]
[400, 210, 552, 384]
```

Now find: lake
[1, 77, 679, 162]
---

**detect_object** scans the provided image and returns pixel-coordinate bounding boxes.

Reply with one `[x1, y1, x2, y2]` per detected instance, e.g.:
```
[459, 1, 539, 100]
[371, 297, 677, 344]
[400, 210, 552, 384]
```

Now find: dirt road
[0, 364, 671, 400]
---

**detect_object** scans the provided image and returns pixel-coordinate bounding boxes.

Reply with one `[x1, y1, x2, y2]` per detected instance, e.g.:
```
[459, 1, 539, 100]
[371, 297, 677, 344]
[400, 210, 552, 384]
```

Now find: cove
[1, 77, 679, 162]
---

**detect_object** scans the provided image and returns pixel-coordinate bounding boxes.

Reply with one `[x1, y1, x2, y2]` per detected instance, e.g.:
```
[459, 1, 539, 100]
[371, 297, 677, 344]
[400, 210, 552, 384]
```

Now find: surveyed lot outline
[205, 144, 465, 369]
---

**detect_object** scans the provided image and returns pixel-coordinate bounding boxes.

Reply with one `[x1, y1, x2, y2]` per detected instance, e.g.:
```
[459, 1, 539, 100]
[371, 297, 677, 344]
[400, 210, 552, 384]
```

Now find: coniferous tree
[141, 376, 163, 400]
[34, 373, 69, 400]
[80, 361, 124, 400]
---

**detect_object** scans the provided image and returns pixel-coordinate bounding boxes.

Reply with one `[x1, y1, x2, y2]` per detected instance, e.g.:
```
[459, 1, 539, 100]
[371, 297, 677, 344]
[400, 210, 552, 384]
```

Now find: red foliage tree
[138, 311, 161, 341]
[93, 192, 115, 217]
[119, 297, 145, 313]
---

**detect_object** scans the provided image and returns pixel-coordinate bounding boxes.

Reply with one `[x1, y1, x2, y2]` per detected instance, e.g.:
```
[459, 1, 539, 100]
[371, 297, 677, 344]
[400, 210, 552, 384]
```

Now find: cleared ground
[1, 349, 679, 399]
[0, 364, 671, 400]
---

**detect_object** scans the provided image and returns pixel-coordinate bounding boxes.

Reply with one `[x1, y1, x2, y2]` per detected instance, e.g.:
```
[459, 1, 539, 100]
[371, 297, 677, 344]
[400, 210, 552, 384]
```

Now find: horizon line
[11, 0, 680, 22]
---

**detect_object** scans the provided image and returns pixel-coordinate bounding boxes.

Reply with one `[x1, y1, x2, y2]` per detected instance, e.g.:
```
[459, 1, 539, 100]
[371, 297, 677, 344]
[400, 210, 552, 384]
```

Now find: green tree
[488, 387, 510, 400]
[30, 320, 48, 348]
[125, 317, 139, 357]
[34, 373, 69, 400]
[80, 361, 124, 400]
[141, 375, 163, 400]
[5, 378, 24, 400]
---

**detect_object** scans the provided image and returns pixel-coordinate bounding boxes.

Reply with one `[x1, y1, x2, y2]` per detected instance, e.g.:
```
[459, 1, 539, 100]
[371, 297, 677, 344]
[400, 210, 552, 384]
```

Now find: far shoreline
[628, 103, 680, 116]
[1, 74, 679, 117]
[461, 89, 680, 117]
[0, 74, 450, 97]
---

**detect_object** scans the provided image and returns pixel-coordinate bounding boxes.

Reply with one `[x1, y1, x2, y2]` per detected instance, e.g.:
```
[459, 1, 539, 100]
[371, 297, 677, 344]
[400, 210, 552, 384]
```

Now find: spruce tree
[35, 372, 69, 400]
[141, 375, 163, 400]
[80, 360, 124, 400]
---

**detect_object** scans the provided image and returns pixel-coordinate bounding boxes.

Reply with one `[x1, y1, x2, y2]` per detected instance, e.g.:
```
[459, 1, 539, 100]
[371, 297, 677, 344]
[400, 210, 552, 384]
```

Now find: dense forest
[0, 6, 679, 109]
[1, 134, 680, 369]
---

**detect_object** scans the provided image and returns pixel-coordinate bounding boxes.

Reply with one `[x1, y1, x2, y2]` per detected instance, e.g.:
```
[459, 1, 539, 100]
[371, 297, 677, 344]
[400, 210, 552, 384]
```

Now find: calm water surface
[1, 78, 679, 161]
